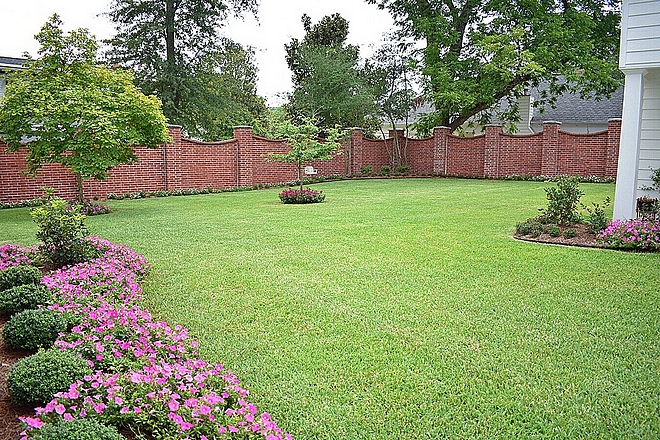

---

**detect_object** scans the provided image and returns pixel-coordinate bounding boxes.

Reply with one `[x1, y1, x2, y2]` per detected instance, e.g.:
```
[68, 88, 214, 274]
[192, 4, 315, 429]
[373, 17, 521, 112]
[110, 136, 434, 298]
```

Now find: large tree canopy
[0, 15, 170, 202]
[105, 0, 265, 139]
[367, 0, 622, 134]
[284, 14, 377, 132]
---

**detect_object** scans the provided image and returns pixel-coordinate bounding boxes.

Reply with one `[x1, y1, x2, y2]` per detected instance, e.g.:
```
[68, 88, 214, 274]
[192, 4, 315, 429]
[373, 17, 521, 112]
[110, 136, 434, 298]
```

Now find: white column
[613, 69, 646, 220]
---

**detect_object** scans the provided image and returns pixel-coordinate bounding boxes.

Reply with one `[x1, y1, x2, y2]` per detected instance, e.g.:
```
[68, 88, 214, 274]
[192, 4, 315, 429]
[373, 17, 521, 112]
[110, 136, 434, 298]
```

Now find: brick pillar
[349, 128, 364, 175]
[606, 118, 621, 179]
[541, 121, 562, 177]
[165, 125, 183, 190]
[433, 126, 451, 175]
[483, 124, 502, 178]
[233, 126, 254, 187]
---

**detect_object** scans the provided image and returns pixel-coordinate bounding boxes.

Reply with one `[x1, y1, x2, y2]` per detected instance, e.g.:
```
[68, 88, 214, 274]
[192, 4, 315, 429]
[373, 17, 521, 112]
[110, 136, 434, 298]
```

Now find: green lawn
[1, 178, 658, 439]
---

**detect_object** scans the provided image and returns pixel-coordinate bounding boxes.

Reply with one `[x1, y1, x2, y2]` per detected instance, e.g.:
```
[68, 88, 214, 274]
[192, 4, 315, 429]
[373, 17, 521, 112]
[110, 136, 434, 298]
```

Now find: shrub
[75, 201, 111, 216]
[540, 176, 583, 225]
[583, 197, 611, 233]
[544, 225, 561, 237]
[599, 218, 660, 251]
[380, 166, 391, 176]
[395, 165, 410, 174]
[30, 197, 99, 267]
[0, 284, 53, 316]
[22, 418, 124, 440]
[279, 188, 325, 204]
[564, 228, 577, 239]
[516, 218, 543, 237]
[7, 349, 91, 405]
[360, 165, 374, 175]
[3, 309, 68, 351]
[0, 264, 42, 291]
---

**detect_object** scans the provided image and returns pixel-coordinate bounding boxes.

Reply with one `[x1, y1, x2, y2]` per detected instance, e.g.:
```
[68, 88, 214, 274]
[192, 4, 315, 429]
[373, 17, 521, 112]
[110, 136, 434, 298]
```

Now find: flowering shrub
[278, 188, 325, 204]
[31, 360, 290, 440]
[54, 303, 199, 373]
[75, 201, 112, 216]
[0, 244, 37, 270]
[0, 237, 292, 440]
[598, 218, 660, 251]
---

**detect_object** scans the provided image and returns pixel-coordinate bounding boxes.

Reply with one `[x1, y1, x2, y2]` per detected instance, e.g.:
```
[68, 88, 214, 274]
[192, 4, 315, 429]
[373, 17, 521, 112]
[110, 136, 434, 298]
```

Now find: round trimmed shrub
[28, 418, 123, 440]
[7, 349, 91, 405]
[2, 309, 68, 351]
[0, 264, 42, 291]
[0, 284, 53, 316]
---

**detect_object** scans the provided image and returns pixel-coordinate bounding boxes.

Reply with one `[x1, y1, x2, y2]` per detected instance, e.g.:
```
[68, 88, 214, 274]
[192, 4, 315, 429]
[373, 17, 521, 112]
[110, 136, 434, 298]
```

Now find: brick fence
[0, 120, 621, 203]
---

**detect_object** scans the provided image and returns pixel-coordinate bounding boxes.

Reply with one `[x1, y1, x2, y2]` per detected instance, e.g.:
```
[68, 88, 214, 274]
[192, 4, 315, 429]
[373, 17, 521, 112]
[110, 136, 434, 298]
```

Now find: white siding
[620, 0, 660, 69]
[637, 69, 660, 196]
[0, 78, 5, 99]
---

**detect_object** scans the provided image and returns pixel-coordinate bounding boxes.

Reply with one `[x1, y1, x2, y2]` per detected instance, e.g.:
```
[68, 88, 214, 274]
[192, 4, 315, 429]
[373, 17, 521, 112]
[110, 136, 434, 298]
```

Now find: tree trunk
[298, 162, 303, 191]
[165, 0, 179, 109]
[75, 173, 84, 204]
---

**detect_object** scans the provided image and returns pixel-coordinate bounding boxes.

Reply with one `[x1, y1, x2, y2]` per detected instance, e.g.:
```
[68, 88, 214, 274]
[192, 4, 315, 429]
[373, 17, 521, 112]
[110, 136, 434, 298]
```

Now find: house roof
[0, 56, 27, 71]
[529, 86, 623, 123]
[398, 80, 623, 127]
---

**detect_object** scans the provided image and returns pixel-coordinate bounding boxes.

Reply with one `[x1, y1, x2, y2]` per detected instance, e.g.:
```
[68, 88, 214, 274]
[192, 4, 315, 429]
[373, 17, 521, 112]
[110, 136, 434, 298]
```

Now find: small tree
[267, 118, 343, 190]
[365, 40, 417, 168]
[0, 15, 170, 202]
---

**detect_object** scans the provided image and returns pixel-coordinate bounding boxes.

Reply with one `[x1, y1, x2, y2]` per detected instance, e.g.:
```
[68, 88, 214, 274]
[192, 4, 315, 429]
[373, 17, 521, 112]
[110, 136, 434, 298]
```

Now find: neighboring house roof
[529, 86, 623, 124]
[393, 80, 623, 129]
[0, 56, 27, 71]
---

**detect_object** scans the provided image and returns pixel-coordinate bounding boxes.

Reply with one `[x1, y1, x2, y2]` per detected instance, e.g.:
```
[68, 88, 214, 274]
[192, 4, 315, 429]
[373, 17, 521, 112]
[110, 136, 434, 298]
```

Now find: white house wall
[614, 0, 660, 219]
[638, 69, 660, 195]
[620, 0, 660, 68]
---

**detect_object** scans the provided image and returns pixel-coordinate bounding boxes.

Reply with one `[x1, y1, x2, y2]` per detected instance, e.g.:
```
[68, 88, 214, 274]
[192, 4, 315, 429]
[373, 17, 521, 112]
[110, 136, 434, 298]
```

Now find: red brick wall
[447, 134, 485, 177]
[0, 120, 622, 203]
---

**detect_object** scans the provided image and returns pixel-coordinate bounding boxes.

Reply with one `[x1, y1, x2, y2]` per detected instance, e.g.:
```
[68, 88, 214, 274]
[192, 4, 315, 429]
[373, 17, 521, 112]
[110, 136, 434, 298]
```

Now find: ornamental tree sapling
[267, 118, 343, 191]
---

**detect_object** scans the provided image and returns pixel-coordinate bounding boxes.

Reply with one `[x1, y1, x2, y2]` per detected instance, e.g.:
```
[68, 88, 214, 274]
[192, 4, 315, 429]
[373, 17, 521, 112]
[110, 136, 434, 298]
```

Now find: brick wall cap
[608, 118, 622, 122]
[167, 124, 183, 129]
[349, 127, 364, 132]
[542, 121, 562, 125]
[433, 126, 451, 130]
[233, 125, 253, 129]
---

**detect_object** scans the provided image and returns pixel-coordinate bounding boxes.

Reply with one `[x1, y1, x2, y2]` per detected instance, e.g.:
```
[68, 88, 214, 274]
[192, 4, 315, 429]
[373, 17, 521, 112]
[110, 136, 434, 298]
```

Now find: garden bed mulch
[0, 317, 33, 440]
[513, 223, 600, 248]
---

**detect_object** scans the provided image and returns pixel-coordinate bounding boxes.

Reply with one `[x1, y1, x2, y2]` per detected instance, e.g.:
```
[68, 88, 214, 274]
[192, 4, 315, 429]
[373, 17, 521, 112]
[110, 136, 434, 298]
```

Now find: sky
[0, 0, 396, 106]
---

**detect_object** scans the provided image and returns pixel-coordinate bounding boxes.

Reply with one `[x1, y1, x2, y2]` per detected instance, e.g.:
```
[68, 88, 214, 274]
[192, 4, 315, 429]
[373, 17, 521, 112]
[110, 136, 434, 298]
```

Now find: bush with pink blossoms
[32, 360, 290, 440]
[1, 237, 292, 440]
[0, 244, 39, 270]
[54, 303, 199, 373]
[598, 218, 660, 251]
[278, 188, 325, 204]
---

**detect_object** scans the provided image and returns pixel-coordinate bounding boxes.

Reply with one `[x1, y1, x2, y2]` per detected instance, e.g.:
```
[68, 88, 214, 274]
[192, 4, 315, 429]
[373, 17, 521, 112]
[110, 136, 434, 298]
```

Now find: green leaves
[105, 0, 264, 140]
[284, 14, 377, 131]
[0, 15, 170, 201]
[267, 118, 344, 190]
[370, 0, 622, 133]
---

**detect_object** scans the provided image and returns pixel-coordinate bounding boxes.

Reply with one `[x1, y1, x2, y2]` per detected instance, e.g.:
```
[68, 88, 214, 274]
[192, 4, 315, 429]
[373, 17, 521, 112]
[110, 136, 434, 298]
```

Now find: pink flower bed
[598, 218, 660, 251]
[1, 237, 291, 439]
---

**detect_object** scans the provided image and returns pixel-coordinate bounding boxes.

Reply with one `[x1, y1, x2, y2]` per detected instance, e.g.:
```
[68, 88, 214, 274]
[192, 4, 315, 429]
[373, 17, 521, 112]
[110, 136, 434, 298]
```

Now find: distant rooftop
[398, 80, 623, 127]
[529, 86, 623, 123]
[0, 56, 28, 71]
